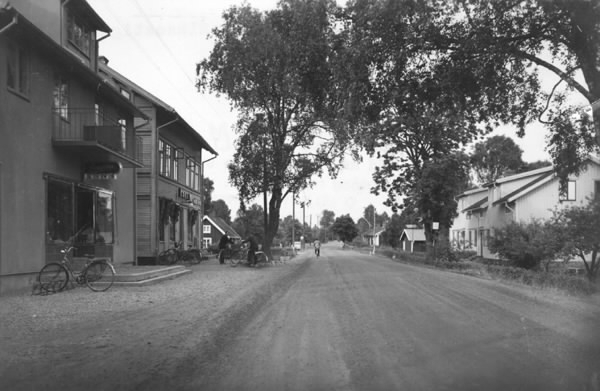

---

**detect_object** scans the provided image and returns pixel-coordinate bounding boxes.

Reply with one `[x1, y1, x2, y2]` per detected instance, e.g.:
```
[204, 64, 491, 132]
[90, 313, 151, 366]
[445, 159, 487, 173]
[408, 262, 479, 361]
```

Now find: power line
[99, 1, 229, 133]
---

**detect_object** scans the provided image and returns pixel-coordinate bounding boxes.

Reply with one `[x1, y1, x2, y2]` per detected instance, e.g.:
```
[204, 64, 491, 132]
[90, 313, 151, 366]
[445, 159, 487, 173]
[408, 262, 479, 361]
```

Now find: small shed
[202, 216, 241, 248]
[399, 226, 426, 253]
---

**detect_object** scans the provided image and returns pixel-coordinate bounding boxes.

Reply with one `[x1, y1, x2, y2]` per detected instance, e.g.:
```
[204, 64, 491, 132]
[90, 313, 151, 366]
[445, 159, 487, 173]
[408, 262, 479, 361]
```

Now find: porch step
[112, 265, 191, 287]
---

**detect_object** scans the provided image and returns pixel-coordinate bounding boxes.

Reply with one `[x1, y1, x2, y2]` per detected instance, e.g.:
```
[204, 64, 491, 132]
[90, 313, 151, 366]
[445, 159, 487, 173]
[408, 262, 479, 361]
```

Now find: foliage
[209, 199, 232, 224]
[232, 203, 265, 245]
[410, 153, 471, 245]
[550, 197, 600, 282]
[277, 215, 302, 245]
[331, 214, 359, 242]
[197, 0, 358, 255]
[488, 220, 562, 270]
[202, 178, 214, 215]
[340, 0, 600, 228]
[381, 213, 404, 248]
[320, 210, 336, 229]
[470, 135, 525, 184]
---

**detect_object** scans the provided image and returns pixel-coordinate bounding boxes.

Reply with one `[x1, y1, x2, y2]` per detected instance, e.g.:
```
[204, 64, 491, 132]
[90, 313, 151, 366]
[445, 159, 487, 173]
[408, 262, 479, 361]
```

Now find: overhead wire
[98, 1, 228, 133]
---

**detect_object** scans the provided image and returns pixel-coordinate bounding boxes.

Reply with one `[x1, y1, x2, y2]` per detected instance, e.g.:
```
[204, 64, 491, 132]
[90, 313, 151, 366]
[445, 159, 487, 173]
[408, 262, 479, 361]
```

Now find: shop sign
[177, 188, 191, 201]
[84, 162, 122, 180]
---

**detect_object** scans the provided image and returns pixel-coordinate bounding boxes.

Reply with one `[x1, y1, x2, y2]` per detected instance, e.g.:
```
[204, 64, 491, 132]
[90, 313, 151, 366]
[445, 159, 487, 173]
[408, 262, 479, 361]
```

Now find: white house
[399, 226, 426, 253]
[452, 157, 600, 258]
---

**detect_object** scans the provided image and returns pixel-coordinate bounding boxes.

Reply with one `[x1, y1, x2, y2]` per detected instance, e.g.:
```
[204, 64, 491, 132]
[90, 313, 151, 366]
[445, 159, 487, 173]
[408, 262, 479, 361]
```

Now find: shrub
[488, 220, 559, 269]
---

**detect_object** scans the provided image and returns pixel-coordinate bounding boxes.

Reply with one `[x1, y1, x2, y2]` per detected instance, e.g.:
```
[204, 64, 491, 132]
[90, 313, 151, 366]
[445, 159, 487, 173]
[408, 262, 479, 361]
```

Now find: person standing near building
[218, 232, 232, 264]
[242, 234, 259, 266]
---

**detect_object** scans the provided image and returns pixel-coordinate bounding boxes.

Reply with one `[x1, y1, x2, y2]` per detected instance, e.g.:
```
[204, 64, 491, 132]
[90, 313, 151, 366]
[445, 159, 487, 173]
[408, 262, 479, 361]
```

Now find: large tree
[209, 199, 232, 224]
[197, 0, 355, 257]
[232, 203, 265, 245]
[470, 135, 525, 184]
[340, 0, 600, 252]
[331, 215, 359, 243]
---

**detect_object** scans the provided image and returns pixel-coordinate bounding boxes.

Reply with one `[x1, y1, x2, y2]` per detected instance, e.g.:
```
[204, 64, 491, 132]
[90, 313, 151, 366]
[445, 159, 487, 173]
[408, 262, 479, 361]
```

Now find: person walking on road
[314, 239, 321, 257]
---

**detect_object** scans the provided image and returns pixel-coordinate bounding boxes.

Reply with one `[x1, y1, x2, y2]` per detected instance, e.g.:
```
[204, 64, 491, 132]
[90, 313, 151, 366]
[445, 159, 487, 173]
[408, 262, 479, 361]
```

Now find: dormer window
[67, 13, 91, 57]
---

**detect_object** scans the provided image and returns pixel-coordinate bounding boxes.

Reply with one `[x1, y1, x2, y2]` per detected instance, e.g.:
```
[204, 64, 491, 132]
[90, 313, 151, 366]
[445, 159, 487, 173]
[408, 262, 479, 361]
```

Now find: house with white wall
[452, 157, 600, 258]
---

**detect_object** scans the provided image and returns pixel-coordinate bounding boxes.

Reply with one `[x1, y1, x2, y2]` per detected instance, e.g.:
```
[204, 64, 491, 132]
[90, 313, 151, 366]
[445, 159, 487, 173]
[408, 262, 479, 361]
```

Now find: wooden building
[0, 0, 146, 294]
[99, 61, 217, 264]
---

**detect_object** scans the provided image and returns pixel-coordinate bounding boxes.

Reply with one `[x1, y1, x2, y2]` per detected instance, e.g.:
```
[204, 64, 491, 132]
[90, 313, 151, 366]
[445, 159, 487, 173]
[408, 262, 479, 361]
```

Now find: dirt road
[1, 244, 600, 390]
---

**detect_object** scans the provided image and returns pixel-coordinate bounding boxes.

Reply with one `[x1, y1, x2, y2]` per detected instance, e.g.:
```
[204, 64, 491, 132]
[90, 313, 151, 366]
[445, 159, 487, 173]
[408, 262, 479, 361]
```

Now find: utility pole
[372, 207, 376, 255]
[292, 192, 295, 254]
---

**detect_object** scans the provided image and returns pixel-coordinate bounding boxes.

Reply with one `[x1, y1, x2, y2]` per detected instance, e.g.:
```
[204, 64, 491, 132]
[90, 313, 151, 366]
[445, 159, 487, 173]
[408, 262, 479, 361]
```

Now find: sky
[87, 0, 556, 224]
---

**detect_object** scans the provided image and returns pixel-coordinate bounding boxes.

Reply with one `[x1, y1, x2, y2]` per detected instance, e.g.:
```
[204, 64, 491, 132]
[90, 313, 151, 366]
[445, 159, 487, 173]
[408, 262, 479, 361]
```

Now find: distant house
[363, 227, 386, 247]
[202, 216, 242, 248]
[400, 226, 426, 253]
[453, 157, 600, 258]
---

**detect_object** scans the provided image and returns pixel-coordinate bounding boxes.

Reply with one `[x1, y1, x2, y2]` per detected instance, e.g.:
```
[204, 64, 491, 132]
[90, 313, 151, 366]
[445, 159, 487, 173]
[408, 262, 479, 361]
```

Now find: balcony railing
[52, 108, 141, 166]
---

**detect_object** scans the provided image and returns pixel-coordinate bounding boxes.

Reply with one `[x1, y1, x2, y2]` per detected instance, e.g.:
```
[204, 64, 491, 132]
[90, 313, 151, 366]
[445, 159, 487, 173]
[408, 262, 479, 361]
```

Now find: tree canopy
[470, 135, 525, 184]
[209, 199, 232, 224]
[331, 215, 359, 243]
[197, 0, 357, 254]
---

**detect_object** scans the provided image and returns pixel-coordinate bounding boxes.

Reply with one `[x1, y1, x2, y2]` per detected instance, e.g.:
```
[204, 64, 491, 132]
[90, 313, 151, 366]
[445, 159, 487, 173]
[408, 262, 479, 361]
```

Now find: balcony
[52, 108, 143, 168]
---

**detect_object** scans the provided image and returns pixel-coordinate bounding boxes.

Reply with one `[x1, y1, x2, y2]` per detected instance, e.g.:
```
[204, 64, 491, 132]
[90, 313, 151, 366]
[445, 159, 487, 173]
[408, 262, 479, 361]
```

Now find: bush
[484, 265, 596, 295]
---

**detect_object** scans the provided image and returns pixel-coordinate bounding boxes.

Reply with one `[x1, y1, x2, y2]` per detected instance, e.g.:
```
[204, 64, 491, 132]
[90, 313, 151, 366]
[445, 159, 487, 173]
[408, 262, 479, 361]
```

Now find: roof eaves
[493, 171, 555, 205]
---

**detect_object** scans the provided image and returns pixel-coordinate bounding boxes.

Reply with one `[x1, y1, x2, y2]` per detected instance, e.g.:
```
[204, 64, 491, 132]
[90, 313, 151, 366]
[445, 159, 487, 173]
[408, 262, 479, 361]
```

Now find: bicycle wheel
[158, 249, 177, 265]
[229, 251, 242, 267]
[84, 260, 115, 292]
[38, 263, 69, 293]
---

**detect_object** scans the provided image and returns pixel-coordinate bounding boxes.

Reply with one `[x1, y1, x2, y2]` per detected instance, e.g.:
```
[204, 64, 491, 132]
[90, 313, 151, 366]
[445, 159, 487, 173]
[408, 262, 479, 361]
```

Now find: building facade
[99, 61, 217, 264]
[202, 215, 242, 249]
[453, 158, 600, 259]
[0, 0, 146, 294]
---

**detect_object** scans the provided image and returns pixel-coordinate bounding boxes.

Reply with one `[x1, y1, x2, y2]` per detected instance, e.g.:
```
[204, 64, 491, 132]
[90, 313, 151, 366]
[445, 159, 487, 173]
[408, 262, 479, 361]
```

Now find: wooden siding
[136, 197, 153, 254]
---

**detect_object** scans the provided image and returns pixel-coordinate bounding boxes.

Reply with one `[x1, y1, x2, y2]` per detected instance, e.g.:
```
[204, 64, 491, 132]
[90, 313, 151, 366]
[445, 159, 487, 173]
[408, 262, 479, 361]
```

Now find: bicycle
[37, 245, 116, 293]
[228, 245, 271, 267]
[157, 242, 202, 265]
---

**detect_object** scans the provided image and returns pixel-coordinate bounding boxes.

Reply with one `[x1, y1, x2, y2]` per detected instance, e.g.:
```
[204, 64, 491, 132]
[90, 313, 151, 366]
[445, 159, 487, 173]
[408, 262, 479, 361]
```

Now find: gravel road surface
[1, 243, 599, 390]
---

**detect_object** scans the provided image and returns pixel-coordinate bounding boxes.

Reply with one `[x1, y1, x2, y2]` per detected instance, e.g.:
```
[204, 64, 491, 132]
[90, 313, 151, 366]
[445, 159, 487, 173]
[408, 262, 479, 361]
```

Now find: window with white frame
[559, 180, 576, 201]
[186, 158, 200, 191]
[7, 42, 30, 97]
[203, 224, 211, 234]
[159, 140, 177, 179]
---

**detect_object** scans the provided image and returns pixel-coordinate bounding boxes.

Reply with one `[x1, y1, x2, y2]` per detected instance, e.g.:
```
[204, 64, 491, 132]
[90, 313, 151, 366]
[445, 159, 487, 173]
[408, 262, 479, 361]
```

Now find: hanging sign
[84, 162, 121, 180]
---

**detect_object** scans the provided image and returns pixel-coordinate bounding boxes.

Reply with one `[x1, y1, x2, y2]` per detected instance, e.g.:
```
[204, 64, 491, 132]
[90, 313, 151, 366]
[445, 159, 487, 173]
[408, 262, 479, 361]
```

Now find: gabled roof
[400, 228, 426, 242]
[203, 216, 241, 239]
[493, 170, 555, 205]
[483, 165, 554, 188]
[99, 59, 217, 155]
[455, 186, 487, 199]
[463, 196, 488, 213]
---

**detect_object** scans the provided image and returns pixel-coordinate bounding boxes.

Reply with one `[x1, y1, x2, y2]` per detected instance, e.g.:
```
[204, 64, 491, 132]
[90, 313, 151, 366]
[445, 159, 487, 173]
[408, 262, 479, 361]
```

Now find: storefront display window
[47, 179, 74, 242]
[46, 176, 114, 245]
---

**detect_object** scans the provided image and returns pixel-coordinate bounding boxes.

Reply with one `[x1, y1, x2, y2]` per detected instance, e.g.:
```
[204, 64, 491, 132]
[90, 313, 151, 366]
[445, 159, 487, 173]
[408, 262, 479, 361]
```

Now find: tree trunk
[263, 186, 283, 259]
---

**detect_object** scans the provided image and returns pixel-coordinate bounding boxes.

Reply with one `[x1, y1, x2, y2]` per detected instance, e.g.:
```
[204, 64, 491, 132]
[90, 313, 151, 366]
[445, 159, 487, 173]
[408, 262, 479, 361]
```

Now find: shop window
[7, 42, 30, 97]
[53, 76, 69, 119]
[46, 179, 74, 242]
[96, 192, 114, 244]
[46, 177, 114, 245]
[67, 12, 91, 56]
